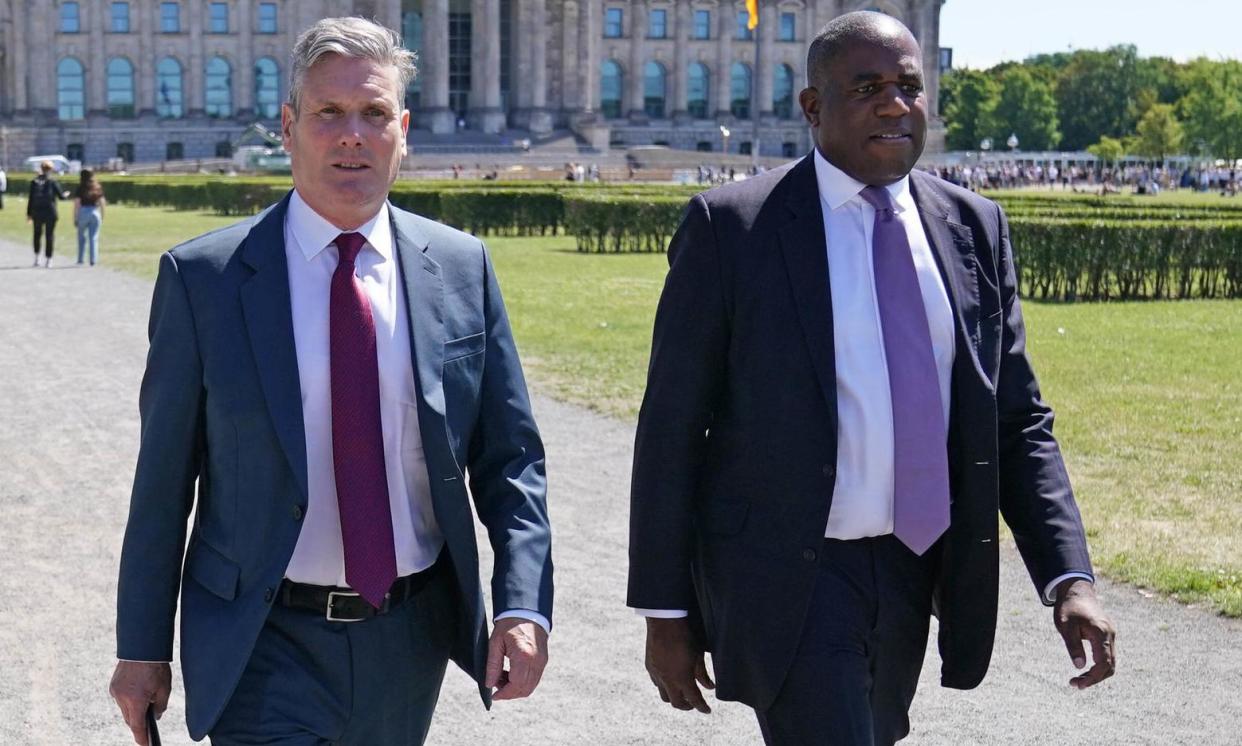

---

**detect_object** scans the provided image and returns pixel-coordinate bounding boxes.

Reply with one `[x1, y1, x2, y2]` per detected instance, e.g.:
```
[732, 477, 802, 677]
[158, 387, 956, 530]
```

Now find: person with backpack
[27, 160, 70, 268]
[73, 170, 107, 266]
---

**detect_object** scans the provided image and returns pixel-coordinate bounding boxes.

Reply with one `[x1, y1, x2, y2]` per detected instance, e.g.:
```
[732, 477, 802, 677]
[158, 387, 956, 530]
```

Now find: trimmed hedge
[101, 176, 1242, 300]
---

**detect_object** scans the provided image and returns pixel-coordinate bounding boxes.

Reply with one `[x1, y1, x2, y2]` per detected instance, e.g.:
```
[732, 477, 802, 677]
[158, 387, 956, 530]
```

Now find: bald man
[627, 12, 1114, 745]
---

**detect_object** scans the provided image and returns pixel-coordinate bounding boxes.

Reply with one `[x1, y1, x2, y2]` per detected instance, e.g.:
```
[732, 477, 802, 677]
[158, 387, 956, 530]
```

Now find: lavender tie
[859, 186, 951, 556]
[330, 232, 398, 607]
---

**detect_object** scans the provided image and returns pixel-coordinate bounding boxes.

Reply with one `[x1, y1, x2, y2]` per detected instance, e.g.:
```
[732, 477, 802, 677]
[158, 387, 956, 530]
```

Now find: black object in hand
[145, 704, 162, 746]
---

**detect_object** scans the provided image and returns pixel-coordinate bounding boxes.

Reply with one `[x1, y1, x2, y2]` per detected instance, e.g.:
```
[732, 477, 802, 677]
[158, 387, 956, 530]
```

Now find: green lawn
[3, 196, 1238, 616]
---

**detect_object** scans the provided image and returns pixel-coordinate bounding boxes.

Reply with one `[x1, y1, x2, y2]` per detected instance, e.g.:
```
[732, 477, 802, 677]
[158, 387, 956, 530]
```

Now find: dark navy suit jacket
[627, 155, 1091, 709]
[116, 193, 553, 739]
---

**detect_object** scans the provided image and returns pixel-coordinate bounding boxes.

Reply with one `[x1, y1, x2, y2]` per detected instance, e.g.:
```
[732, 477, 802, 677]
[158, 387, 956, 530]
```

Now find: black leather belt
[278, 553, 445, 623]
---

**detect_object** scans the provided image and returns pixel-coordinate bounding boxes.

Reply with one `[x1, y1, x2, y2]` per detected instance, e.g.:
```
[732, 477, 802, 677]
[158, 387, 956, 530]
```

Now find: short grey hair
[288, 16, 417, 115]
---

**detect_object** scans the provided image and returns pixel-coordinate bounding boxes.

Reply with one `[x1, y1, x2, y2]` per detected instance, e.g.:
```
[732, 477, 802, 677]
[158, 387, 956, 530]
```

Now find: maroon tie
[330, 231, 397, 607]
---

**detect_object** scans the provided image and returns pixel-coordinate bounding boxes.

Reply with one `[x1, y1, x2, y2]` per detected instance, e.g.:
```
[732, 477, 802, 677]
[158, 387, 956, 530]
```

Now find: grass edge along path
[3, 197, 1238, 618]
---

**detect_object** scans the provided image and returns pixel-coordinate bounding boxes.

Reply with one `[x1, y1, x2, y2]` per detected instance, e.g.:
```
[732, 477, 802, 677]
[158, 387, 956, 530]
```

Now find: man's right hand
[109, 661, 171, 745]
[644, 617, 715, 714]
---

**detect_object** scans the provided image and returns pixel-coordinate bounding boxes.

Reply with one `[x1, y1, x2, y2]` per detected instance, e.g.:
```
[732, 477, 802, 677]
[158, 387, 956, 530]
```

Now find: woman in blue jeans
[73, 170, 106, 266]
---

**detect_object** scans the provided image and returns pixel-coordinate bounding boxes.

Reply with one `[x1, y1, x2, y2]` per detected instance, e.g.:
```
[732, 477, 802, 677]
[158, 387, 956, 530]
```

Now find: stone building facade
[0, 0, 945, 166]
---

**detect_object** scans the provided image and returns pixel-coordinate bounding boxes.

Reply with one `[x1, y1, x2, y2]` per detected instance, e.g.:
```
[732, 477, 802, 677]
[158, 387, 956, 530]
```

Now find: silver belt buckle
[326, 590, 363, 623]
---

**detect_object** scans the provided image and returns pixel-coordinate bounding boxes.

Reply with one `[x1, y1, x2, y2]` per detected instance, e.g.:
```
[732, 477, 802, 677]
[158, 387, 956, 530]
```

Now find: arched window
[730, 62, 752, 119]
[107, 58, 135, 118]
[643, 61, 667, 118]
[773, 63, 794, 118]
[205, 57, 233, 118]
[687, 63, 709, 119]
[57, 58, 86, 120]
[600, 60, 623, 119]
[254, 57, 280, 119]
[156, 57, 183, 118]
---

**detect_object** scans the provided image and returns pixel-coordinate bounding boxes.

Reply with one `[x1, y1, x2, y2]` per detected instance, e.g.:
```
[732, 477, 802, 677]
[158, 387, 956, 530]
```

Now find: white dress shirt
[637, 154, 1083, 619]
[283, 191, 548, 631]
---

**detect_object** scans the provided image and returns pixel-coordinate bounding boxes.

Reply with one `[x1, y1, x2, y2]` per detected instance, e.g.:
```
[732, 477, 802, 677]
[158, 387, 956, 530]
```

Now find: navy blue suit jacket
[627, 155, 1091, 709]
[116, 193, 553, 739]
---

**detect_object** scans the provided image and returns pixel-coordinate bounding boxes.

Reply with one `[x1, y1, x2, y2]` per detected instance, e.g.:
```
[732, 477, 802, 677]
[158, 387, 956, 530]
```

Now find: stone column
[417, 0, 455, 134]
[671, 0, 691, 121]
[627, 0, 647, 121]
[88, 0, 106, 116]
[757, 0, 775, 119]
[238, 0, 255, 117]
[559, 0, 580, 112]
[469, 0, 505, 133]
[714, 0, 733, 119]
[188, 0, 204, 117]
[528, 0, 552, 132]
[577, 0, 599, 114]
[138, 0, 155, 117]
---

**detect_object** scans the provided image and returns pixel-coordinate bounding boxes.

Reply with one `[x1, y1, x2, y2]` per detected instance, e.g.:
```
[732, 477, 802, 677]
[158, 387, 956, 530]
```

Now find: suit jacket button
[264, 587, 274, 603]
[802, 548, 817, 562]
[291, 505, 304, 520]
[821, 464, 835, 479]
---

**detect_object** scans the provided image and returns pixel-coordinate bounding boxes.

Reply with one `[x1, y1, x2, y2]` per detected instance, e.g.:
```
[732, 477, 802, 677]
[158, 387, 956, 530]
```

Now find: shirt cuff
[495, 610, 551, 636]
[117, 659, 170, 664]
[1043, 572, 1095, 604]
[632, 608, 689, 619]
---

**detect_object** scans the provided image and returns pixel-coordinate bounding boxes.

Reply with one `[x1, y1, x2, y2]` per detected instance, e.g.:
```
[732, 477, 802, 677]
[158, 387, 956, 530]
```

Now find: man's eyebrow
[849, 72, 884, 84]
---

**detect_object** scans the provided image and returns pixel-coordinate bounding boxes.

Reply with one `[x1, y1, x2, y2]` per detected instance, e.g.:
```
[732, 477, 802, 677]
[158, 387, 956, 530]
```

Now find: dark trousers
[210, 561, 457, 746]
[32, 216, 56, 258]
[756, 535, 941, 746]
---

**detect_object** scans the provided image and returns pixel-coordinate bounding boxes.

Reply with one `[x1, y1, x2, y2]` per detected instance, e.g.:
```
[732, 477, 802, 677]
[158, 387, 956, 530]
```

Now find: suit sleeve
[627, 194, 730, 610]
[993, 205, 1094, 604]
[466, 244, 554, 626]
[116, 252, 204, 660]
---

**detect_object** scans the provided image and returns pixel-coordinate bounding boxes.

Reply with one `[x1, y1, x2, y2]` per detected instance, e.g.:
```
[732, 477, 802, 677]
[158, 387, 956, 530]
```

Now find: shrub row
[1011, 218, 1242, 300]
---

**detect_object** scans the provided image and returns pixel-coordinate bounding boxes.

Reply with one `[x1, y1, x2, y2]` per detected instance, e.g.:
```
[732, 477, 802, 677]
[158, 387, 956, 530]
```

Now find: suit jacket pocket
[184, 539, 241, 601]
[699, 499, 749, 536]
[444, 332, 485, 363]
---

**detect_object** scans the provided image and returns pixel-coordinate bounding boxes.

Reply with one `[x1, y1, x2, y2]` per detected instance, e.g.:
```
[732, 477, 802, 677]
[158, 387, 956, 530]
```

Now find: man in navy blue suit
[109, 17, 552, 745]
[628, 11, 1114, 745]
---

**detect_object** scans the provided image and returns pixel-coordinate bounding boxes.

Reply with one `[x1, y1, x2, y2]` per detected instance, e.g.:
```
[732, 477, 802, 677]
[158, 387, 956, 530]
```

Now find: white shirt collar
[812, 148, 914, 215]
[286, 189, 393, 262]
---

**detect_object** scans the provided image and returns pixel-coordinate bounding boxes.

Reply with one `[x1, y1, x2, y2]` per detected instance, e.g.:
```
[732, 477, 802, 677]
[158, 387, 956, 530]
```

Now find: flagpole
[751, 1, 762, 170]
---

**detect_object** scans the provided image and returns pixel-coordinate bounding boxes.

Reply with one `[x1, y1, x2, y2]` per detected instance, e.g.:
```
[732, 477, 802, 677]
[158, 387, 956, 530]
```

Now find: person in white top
[628, 12, 1113, 745]
[109, 17, 552, 746]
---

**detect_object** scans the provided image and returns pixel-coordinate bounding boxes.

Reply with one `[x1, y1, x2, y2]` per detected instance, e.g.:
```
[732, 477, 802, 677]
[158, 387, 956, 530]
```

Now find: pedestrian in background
[0, 166, 8, 209]
[27, 161, 69, 268]
[74, 169, 106, 266]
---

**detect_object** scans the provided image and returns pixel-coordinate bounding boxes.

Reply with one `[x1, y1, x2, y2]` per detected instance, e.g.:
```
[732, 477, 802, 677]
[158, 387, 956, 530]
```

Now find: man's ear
[281, 102, 295, 148]
[798, 88, 820, 127]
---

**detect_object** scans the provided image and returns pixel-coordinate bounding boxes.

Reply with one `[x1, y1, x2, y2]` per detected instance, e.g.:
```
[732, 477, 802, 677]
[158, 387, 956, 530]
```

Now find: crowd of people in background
[923, 162, 1240, 196]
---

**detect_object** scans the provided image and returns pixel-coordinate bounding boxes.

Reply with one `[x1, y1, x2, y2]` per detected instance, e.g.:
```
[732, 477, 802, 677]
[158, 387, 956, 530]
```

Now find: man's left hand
[1053, 578, 1116, 689]
[486, 618, 549, 700]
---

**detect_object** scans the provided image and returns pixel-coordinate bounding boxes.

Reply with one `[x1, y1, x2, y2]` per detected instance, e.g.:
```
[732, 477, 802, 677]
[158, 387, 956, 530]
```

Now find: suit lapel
[777, 156, 839, 430]
[909, 173, 992, 391]
[391, 209, 446, 420]
[239, 192, 309, 500]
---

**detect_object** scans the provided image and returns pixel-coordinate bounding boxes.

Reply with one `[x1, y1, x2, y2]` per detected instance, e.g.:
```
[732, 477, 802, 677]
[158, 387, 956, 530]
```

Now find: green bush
[563, 194, 686, 253]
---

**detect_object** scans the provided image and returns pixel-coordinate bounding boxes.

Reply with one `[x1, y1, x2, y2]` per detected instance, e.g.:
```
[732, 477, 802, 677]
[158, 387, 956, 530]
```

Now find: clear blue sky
[941, 0, 1242, 69]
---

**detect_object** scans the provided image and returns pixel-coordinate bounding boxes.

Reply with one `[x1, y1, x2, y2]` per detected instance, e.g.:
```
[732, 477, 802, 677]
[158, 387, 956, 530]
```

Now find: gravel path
[1, 234, 1239, 745]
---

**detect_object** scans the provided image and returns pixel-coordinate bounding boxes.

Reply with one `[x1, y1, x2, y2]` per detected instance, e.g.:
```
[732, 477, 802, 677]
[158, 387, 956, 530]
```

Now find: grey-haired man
[109, 16, 552, 745]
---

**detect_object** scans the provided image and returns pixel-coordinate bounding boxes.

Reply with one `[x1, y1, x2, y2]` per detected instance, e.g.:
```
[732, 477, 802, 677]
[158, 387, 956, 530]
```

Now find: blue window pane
[693, 10, 710, 40]
[161, 3, 180, 33]
[156, 57, 184, 118]
[111, 2, 130, 33]
[779, 13, 795, 42]
[736, 11, 752, 41]
[254, 58, 280, 119]
[209, 3, 228, 33]
[205, 58, 233, 117]
[604, 8, 623, 38]
[648, 9, 666, 38]
[600, 60, 623, 118]
[258, 3, 277, 33]
[107, 58, 135, 118]
[57, 58, 86, 120]
[61, 2, 80, 33]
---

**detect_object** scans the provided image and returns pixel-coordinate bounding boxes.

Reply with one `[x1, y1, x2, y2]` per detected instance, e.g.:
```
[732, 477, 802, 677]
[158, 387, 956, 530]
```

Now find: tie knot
[859, 185, 896, 216]
[334, 232, 367, 265]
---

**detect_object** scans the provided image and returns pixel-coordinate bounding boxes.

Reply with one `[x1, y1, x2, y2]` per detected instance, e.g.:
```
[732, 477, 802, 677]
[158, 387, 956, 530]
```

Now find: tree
[985, 67, 1061, 151]
[1178, 59, 1242, 162]
[1132, 104, 1184, 162]
[1054, 46, 1145, 150]
[1087, 135, 1125, 167]
[942, 69, 1000, 151]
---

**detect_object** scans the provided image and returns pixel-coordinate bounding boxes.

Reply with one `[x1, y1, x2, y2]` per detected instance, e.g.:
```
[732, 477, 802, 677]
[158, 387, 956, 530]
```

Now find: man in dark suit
[109, 17, 552, 745]
[628, 12, 1114, 745]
